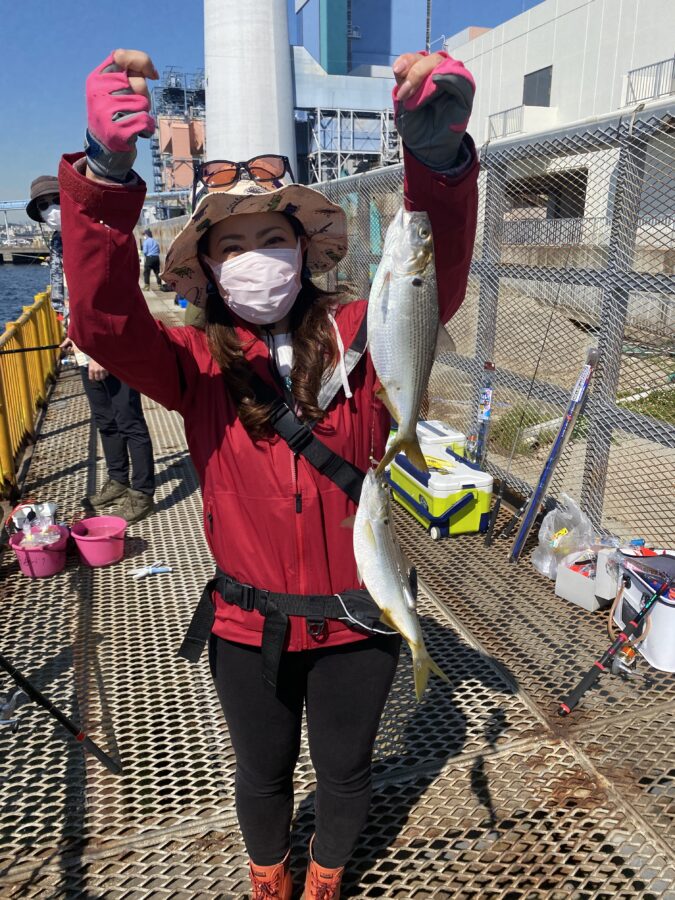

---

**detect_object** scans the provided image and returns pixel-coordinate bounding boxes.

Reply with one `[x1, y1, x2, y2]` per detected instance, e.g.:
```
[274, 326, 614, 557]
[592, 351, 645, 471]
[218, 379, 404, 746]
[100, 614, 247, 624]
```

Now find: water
[0, 265, 51, 328]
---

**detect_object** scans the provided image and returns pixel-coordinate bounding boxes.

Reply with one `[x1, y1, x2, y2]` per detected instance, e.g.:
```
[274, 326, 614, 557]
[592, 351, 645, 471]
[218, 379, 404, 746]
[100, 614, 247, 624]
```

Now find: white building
[444, 0, 675, 144]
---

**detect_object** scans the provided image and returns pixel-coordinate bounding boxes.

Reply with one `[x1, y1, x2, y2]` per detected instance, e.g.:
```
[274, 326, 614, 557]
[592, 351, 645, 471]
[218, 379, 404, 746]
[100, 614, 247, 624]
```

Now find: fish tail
[413, 650, 450, 702]
[404, 436, 428, 473]
[374, 441, 400, 476]
[375, 434, 428, 477]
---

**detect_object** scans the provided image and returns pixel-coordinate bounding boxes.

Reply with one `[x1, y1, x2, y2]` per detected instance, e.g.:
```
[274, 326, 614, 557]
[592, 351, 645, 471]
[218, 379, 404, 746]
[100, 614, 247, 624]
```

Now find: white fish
[368, 207, 439, 475]
[353, 469, 449, 700]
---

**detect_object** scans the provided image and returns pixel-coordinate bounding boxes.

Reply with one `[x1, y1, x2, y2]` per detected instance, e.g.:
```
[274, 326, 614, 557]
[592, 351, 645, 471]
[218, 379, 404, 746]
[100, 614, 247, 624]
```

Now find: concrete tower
[204, 0, 297, 171]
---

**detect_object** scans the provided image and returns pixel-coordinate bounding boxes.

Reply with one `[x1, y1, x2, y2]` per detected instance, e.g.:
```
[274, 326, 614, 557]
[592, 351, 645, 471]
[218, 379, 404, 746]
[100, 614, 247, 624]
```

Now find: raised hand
[392, 51, 475, 171]
[85, 49, 159, 183]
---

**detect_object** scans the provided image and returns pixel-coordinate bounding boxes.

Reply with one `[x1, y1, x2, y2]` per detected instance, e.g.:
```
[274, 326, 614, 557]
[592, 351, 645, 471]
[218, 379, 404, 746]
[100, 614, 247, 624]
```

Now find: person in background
[141, 228, 162, 290]
[26, 176, 66, 319]
[28, 177, 158, 525]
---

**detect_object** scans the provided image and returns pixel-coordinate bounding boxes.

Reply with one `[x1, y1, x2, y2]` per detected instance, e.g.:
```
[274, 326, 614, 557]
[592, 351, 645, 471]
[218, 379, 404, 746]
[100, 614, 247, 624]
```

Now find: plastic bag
[531, 494, 595, 579]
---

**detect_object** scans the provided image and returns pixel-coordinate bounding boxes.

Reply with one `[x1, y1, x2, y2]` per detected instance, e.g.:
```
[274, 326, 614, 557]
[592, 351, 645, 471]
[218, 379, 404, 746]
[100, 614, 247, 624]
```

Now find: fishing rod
[0, 652, 122, 774]
[0, 343, 61, 355]
[559, 560, 674, 716]
[505, 347, 600, 561]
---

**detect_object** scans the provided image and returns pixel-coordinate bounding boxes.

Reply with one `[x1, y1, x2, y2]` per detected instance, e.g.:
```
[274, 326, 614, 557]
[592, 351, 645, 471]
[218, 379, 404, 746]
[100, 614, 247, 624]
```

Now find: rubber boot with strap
[303, 836, 344, 900]
[248, 850, 293, 899]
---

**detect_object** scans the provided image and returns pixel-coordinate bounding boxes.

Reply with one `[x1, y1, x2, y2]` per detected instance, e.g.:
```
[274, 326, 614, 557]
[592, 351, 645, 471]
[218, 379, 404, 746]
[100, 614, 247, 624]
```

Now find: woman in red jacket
[61, 48, 477, 900]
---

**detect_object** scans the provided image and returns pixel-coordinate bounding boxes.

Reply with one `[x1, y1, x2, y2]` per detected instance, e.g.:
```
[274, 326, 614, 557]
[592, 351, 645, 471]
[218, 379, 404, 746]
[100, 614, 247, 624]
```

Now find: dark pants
[80, 368, 155, 495]
[209, 633, 401, 869]
[143, 254, 161, 286]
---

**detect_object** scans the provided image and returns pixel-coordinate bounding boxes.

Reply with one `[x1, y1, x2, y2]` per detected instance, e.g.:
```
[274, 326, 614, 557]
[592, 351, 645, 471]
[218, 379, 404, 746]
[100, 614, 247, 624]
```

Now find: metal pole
[579, 120, 649, 529]
[3, 211, 10, 245]
[472, 152, 506, 435]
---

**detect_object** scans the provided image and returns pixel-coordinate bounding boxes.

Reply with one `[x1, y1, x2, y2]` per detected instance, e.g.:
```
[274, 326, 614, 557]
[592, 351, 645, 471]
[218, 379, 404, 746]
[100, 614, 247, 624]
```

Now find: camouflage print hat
[161, 177, 348, 308]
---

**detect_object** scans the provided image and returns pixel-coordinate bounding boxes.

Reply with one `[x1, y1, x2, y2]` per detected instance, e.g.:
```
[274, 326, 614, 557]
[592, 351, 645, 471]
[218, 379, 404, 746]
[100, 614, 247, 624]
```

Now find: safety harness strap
[177, 570, 388, 689]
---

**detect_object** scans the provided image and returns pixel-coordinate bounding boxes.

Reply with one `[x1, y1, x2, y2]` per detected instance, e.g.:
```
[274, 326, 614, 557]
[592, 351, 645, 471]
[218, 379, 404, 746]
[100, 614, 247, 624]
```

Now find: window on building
[523, 66, 553, 107]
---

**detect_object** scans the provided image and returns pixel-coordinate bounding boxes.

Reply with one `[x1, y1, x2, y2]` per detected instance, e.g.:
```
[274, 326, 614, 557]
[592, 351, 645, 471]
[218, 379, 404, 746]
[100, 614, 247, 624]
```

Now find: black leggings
[209, 633, 401, 869]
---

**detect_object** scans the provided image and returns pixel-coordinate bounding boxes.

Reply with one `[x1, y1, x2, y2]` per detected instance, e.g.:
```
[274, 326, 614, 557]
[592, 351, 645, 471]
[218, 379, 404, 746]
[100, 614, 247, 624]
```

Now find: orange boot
[303, 837, 344, 900]
[248, 850, 293, 900]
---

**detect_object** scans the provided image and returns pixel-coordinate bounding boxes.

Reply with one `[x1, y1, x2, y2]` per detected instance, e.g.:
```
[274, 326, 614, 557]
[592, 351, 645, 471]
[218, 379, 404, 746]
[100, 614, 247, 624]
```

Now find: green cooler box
[387, 447, 493, 540]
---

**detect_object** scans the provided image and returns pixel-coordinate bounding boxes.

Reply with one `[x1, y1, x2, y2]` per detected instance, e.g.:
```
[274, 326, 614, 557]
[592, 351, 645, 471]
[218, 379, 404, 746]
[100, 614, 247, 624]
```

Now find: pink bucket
[71, 516, 127, 567]
[9, 526, 70, 578]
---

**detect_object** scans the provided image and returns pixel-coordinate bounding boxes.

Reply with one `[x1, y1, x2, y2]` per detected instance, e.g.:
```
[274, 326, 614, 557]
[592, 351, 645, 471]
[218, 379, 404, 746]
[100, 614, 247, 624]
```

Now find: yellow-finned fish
[368, 207, 438, 476]
[353, 469, 449, 700]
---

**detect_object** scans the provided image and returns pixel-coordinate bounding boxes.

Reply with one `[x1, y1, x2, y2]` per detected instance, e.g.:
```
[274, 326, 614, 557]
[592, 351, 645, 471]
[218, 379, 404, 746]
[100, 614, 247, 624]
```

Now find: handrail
[0, 291, 62, 496]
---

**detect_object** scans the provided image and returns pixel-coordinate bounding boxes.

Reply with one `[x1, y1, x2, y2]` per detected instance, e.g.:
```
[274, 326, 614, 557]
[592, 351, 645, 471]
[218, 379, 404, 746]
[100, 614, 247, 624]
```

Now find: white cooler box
[613, 550, 675, 672]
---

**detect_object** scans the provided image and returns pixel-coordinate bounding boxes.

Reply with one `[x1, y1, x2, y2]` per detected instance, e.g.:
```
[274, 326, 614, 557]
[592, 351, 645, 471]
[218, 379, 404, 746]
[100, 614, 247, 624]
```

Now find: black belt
[177, 569, 391, 690]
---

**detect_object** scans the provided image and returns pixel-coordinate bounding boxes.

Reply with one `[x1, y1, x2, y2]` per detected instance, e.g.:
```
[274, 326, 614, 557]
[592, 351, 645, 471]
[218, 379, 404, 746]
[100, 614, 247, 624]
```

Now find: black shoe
[109, 489, 156, 524]
[87, 478, 129, 509]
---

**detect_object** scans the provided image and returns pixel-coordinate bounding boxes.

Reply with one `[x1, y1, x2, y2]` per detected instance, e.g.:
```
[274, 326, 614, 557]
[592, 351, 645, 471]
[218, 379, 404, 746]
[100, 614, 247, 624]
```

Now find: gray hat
[26, 175, 60, 223]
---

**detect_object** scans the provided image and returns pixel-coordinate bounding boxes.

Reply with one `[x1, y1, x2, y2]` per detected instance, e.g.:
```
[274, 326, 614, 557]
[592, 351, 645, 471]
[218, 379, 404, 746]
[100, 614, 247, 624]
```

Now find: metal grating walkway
[1, 359, 674, 898]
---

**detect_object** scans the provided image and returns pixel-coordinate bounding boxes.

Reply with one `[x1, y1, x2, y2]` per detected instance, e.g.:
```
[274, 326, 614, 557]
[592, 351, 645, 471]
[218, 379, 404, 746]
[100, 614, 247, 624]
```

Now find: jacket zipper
[291, 451, 307, 599]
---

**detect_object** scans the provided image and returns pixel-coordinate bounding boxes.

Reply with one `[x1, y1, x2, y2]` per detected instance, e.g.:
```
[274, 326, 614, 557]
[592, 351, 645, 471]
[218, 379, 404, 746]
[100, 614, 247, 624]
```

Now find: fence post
[579, 122, 649, 529]
[355, 188, 372, 299]
[472, 153, 507, 433]
[7, 326, 35, 439]
[0, 373, 16, 492]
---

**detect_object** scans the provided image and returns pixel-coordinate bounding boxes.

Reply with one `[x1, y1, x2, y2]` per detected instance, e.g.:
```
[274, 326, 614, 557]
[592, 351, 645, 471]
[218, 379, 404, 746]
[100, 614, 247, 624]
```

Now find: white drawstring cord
[334, 593, 393, 636]
[328, 313, 353, 399]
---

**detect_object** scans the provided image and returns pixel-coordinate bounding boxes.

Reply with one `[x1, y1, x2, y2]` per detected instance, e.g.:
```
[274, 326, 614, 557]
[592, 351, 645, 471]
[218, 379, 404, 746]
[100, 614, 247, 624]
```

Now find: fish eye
[419, 227, 430, 239]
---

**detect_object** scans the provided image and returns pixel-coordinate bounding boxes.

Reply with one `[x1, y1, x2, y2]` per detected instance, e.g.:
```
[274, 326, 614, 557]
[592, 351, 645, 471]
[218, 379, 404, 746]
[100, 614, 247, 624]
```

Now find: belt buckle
[307, 617, 326, 639]
[240, 583, 256, 612]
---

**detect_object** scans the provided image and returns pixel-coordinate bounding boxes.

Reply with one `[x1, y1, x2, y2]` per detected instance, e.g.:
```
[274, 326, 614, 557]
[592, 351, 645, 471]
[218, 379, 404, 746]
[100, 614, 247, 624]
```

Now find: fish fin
[379, 609, 399, 633]
[413, 651, 450, 702]
[375, 385, 398, 421]
[340, 515, 356, 529]
[434, 322, 456, 359]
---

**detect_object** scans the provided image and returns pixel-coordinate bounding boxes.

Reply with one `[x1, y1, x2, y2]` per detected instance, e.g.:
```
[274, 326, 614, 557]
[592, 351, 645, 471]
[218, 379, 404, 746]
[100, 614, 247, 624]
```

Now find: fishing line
[334, 593, 393, 636]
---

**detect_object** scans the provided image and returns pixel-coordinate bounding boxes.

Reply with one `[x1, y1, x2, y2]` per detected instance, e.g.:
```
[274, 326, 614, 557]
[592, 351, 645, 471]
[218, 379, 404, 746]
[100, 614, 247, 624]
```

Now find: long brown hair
[201, 218, 341, 440]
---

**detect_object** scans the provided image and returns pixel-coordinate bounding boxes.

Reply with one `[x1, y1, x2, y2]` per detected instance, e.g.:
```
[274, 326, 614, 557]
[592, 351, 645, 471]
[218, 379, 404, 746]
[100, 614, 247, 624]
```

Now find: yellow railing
[0, 291, 63, 497]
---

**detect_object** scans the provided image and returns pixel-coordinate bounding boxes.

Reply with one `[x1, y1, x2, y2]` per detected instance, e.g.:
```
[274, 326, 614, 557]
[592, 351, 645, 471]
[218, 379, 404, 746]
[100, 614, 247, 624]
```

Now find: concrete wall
[445, 0, 675, 143]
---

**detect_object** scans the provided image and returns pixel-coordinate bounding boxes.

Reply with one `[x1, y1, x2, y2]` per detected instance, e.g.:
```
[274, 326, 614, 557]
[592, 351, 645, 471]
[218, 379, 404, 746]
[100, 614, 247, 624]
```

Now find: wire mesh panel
[315, 109, 675, 544]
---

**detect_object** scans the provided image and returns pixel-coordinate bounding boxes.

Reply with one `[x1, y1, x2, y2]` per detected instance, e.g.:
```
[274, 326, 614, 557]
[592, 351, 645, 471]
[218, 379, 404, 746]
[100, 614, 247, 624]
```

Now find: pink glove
[394, 51, 475, 171]
[85, 52, 156, 181]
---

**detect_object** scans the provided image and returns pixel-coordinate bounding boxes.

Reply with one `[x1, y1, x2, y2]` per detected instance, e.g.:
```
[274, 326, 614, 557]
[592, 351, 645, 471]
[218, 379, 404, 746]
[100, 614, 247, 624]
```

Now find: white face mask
[205, 241, 302, 325]
[41, 204, 61, 230]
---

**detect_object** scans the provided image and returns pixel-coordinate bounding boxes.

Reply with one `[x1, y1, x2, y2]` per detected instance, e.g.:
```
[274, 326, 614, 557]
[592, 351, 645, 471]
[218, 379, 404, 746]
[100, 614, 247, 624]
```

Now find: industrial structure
[150, 68, 205, 217]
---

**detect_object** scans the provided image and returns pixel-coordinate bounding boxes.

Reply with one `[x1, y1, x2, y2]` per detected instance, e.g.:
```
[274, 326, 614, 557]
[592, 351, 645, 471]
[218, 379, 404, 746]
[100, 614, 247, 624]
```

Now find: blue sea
[0, 265, 51, 327]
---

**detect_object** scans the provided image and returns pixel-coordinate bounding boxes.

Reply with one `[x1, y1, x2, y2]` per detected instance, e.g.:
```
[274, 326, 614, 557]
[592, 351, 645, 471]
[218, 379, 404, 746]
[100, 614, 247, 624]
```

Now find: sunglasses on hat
[36, 195, 60, 211]
[192, 155, 295, 205]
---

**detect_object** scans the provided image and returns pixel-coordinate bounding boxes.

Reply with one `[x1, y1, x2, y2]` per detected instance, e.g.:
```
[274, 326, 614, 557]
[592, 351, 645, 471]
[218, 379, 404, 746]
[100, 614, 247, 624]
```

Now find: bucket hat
[26, 175, 60, 223]
[161, 178, 348, 308]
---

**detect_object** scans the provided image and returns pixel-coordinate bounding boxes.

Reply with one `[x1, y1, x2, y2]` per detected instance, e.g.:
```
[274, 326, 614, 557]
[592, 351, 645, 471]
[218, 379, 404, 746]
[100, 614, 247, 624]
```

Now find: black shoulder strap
[249, 374, 365, 505]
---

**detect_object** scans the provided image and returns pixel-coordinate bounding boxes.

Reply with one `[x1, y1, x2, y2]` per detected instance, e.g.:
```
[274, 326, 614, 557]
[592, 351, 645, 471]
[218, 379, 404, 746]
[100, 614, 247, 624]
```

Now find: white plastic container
[554, 549, 619, 612]
[416, 420, 467, 457]
[613, 551, 675, 672]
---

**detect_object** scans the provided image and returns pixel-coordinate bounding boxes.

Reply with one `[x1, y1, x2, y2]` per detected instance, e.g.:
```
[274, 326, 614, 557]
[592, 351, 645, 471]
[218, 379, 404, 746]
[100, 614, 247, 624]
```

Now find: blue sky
[1, 0, 542, 219]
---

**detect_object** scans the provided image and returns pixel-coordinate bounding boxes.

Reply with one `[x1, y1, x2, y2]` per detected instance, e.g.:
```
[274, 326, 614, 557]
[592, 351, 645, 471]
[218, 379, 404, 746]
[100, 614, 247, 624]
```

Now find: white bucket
[613, 552, 675, 673]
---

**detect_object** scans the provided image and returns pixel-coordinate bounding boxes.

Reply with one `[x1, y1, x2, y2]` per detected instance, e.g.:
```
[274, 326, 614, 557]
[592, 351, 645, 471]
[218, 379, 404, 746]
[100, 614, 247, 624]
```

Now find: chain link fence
[315, 106, 675, 545]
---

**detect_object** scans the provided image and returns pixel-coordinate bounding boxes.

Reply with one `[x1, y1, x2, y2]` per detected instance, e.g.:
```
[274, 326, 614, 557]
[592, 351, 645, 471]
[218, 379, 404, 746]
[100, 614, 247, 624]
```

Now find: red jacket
[59, 146, 478, 651]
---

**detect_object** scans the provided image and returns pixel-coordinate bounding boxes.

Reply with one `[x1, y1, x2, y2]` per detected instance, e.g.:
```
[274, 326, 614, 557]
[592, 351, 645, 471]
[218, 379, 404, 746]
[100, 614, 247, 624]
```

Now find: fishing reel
[610, 645, 653, 688]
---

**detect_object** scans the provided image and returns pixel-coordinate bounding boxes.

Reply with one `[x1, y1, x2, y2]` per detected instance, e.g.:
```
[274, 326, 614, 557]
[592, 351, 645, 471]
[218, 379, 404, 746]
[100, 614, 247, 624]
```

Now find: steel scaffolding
[300, 107, 401, 184]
